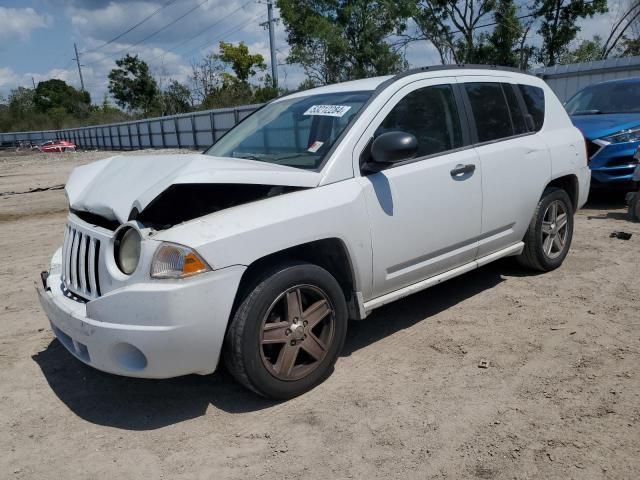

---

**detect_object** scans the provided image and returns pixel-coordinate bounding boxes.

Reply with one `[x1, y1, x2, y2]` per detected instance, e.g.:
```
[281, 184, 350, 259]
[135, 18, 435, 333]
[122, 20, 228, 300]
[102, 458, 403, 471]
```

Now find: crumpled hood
[570, 113, 640, 140]
[66, 153, 321, 224]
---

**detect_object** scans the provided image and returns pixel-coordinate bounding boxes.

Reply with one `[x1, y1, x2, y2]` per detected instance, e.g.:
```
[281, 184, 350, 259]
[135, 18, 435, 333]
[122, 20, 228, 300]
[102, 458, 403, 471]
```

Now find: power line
[86, 0, 212, 66]
[81, 0, 180, 55]
[180, 13, 265, 58]
[147, 1, 254, 61]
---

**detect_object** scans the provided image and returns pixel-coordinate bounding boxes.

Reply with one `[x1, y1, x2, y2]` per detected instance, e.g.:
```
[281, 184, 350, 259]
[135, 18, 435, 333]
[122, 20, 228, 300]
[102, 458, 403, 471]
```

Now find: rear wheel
[628, 191, 640, 222]
[517, 187, 574, 271]
[224, 261, 348, 399]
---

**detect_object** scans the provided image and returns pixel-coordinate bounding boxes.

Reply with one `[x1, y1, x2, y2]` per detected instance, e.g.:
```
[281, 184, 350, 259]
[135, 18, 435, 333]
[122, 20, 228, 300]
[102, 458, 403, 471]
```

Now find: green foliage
[479, 0, 528, 67]
[277, 0, 410, 84]
[218, 41, 266, 83]
[33, 79, 91, 116]
[193, 43, 282, 109]
[160, 80, 192, 115]
[558, 35, 605, 63]
[535, 0, 608, 66]
[620, 37, 640, 56]
[108, 54, 159, 114]
[413, 0, 497, 64]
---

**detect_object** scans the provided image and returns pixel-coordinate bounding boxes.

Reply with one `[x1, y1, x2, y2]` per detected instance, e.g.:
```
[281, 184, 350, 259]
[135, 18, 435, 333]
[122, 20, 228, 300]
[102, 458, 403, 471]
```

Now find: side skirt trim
[362, 242, 524, 316]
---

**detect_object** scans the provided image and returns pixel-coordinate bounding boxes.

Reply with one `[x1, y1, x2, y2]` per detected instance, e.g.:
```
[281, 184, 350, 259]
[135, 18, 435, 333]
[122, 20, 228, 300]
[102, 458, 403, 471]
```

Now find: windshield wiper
[572, 109, 603, 115]
[234, 153, 267, 161]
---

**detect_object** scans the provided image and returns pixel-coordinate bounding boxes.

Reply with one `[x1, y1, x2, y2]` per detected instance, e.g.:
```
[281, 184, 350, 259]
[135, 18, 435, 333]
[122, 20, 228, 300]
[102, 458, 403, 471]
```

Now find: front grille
[606, 156, 638, 168]
[61, 224, 102, 300]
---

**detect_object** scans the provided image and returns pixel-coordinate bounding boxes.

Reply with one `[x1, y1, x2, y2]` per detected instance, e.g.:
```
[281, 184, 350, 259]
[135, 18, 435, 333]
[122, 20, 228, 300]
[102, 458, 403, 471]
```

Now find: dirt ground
[1, 149, 639, 480]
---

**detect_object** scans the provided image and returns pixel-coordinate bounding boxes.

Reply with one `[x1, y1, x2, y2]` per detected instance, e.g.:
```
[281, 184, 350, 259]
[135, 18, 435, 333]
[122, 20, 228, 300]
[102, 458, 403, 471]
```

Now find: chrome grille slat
[64, 226, 73, 283]
[70, 230, 79, 289]
[61, 221, 103, 300]
[88, 238, 98, 295]
[78, 234, 88, 294]
[61, 226, 70, 283]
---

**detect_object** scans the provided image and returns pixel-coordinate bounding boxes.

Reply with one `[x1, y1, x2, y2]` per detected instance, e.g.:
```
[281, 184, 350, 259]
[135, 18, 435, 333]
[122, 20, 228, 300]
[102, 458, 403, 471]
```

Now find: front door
[356, 79, 483, 298]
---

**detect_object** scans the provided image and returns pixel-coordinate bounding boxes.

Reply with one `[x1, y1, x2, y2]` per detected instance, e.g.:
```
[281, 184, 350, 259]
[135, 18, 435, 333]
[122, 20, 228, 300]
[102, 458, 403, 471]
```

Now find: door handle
[450, 163, 476, 177]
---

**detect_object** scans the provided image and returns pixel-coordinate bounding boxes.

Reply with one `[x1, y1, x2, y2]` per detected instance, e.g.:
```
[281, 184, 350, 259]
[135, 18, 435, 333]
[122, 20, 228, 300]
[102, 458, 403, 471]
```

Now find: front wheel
[517, 187, 574, 272]
[224, 261, 348, 399]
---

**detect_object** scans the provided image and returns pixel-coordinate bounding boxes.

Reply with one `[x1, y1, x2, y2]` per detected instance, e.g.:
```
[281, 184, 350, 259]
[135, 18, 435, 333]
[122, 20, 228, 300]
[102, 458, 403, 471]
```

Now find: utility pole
[73, 43, 85, 91]
[31, 77, 36, 89]
[266, 0, 278, 89]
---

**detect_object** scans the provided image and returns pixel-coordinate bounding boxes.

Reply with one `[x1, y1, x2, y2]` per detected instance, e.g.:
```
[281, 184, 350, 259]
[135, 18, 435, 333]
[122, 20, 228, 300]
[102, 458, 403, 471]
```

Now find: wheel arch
[545, 174, 579, 211]
[232, 237, 363, 322]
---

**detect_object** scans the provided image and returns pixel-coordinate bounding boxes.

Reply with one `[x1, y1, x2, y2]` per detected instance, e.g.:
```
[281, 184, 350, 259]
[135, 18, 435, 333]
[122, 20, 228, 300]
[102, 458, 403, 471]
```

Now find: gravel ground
[1, 149, 639, 479]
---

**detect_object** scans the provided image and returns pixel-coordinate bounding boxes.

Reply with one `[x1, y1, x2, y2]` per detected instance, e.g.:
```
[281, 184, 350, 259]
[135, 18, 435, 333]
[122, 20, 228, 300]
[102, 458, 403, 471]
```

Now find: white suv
[38, 66, 590, 399]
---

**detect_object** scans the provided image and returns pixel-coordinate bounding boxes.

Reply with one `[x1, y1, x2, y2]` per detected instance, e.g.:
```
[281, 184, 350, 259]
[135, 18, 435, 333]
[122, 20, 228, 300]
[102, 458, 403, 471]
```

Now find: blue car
[566, 77, 640, 189]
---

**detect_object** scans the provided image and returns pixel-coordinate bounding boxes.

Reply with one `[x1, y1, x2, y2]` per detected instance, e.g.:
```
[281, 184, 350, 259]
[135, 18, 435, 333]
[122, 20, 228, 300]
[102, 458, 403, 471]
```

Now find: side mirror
[370, 131, 418, 164]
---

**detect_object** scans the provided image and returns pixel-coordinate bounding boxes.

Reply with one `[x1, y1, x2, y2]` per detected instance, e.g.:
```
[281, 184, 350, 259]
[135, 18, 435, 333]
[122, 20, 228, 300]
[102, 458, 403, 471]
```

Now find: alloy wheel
[541, 200, 569, 259]
[260, 285, 335, 381]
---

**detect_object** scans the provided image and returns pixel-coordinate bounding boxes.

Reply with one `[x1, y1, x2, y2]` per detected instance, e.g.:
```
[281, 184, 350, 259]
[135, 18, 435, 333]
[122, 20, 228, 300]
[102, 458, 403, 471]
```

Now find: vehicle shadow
[33, 262, 508, 431]
[585, 189, 628, 211]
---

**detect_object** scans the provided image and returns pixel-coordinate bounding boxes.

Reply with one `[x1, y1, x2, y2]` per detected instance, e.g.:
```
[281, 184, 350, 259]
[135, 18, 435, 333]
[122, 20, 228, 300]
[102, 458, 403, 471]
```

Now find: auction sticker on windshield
[304, 105, 352, 117]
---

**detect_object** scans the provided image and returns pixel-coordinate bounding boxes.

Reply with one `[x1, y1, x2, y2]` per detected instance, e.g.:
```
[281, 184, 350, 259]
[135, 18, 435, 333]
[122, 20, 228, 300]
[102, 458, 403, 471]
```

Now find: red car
[37, 140, 76, 153]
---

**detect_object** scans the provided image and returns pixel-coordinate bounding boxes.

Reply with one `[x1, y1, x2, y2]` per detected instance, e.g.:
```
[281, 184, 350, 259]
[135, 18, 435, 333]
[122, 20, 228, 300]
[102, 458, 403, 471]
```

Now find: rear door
[458, 77, 551, 258]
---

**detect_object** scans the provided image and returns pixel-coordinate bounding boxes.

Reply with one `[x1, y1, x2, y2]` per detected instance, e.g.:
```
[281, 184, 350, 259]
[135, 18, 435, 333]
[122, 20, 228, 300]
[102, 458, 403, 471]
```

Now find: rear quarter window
[518, 85, 545, 131]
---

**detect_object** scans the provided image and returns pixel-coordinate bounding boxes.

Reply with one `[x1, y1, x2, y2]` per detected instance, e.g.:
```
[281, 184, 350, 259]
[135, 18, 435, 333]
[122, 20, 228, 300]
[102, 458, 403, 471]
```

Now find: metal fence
[0, 103, 262, 151]
[533, 55, 640, 102]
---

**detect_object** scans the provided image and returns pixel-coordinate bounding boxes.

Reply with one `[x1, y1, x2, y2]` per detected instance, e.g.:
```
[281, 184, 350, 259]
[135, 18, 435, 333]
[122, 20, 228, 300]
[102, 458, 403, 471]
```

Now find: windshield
[565, 80, 640, 115]
[204, 91, 371, 170]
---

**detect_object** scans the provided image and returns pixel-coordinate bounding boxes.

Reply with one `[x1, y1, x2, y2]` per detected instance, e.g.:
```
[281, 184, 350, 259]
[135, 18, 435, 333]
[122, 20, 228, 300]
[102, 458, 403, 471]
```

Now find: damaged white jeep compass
[38, 66, 590, 399]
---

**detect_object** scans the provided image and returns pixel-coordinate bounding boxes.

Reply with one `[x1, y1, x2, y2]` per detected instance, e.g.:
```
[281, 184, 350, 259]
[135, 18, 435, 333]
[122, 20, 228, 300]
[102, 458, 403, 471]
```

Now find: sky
[0, 0, 626, 104]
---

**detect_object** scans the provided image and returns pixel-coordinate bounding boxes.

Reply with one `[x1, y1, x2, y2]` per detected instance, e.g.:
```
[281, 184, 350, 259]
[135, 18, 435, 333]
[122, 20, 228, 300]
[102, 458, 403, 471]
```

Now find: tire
[628, 192, 640, 222]
[517, 187, 574, 272]
[223, 261, 348, 399]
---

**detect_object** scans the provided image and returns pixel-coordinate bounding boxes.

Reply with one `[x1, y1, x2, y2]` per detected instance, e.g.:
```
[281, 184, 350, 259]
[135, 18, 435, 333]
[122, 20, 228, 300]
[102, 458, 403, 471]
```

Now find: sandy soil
[1, 150, 639, 479]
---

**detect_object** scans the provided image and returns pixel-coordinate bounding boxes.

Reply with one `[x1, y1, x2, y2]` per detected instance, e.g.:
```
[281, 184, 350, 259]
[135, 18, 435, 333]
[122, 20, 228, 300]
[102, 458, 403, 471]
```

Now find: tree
[33, 79, 90, 116]
[190, 53, 227, 104]
[277, 0, 410, 84]
[479, 0, 527, 67]
[601, 0, 640, 58]
[161, 80, 192, 115]
[535, 0, 608, 66]
[218, 41, 266, 83]
[191, 42, 280, 109]
[558, 35, 605, 63]
[412, 0, 497, 64]
[108, 54, 159, 114]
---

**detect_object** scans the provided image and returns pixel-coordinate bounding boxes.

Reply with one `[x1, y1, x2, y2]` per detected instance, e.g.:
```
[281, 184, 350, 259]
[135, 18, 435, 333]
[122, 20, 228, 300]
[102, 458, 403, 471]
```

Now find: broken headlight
[150, 243, 211, 279]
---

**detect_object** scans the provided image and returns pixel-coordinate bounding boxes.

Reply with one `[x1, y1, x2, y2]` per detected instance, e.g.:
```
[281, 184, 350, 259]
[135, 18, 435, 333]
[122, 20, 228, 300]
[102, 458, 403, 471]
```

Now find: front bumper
[588, 140, 639, 187]
[38, 248, 245, 378]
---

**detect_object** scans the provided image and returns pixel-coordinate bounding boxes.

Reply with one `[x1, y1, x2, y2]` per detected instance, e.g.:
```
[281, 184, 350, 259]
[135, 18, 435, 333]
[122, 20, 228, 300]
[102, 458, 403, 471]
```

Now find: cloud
[0, 7, 51, 41]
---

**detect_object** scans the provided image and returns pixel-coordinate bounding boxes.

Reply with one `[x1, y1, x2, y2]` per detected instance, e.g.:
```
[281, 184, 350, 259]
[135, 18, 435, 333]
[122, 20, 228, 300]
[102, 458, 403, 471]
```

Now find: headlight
[600, 126, 640, 144]
[150, 242, 210, 279]
[114, 227, 141, 275]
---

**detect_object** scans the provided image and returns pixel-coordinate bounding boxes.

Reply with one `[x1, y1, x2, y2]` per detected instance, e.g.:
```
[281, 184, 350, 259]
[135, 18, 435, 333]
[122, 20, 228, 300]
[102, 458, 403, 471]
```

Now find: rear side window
[464, 83, 514, 142]
[377, 84, 464, 158]
[518, 84, 545, 131]
[502, 84, 528, 134]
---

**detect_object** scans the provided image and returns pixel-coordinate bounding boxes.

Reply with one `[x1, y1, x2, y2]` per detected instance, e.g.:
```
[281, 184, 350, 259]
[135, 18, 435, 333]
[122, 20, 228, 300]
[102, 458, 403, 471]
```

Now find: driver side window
[376, 84, 464, 158]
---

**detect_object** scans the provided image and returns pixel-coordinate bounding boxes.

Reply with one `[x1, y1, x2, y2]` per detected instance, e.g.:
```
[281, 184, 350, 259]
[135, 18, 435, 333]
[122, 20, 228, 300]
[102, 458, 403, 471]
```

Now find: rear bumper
[38, 248, 245, 378]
